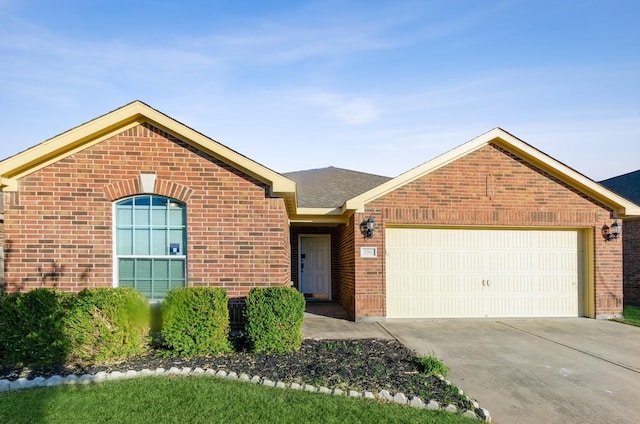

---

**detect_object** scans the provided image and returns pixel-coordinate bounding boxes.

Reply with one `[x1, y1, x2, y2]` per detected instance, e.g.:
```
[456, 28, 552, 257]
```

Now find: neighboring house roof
[343, 128, 640, 218]
[600, 170, 640, 205]
[283, 167, 391, 208]
[0, 100, 298, 214]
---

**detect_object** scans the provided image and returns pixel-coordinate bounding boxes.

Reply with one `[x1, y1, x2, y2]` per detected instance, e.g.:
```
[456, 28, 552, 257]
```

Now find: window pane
[169, 229, 185, 248]
[119, 280, 135, 290]
[137, 258, 152, 298]
[137, 259, 152, 279]
[135, 196, 151, 206]
[169, 279, 185, 291]
[152, 196, 167, 207]
[117, 229, 133, 255]
[168, 206, 185, 225]
[170, 260, 185, 280]
[119, 259, 135, 279]
[117, 207, 132, 226]
[151, 230, 167, 255]
[151, 207, 167, 226]
[154, 260, 169, 279]
[119, 198, 133, 206]
[134, 229, 150, 255]
[134, 206, 150, 226]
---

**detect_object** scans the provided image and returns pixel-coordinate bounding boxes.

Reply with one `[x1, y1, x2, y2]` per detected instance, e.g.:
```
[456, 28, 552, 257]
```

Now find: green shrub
[161, 287, 232, 356]
[244, 286, 305, 354]
[64, 288, 150, 364]
[0, 292, 5, 362]
[0, 289, 71, 366]
[415, 353, 449, 377]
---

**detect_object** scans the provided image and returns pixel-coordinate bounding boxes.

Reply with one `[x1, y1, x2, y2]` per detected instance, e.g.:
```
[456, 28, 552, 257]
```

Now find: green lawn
[622, 305, 640, 327]
[0, 375, 479, 424]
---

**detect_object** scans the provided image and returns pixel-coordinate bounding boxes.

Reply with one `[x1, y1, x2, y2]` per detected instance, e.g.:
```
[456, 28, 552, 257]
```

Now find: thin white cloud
[0, 0, 508, 100]
[170, 1, 505, 65]
[307, 91, 380, 125]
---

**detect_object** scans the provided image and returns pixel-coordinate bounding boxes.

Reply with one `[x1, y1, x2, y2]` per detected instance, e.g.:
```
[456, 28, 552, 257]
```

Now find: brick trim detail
[103, 178, 193, 203]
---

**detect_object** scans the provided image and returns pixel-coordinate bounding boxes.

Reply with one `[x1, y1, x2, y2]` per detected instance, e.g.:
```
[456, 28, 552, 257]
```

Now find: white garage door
[386, 228, 583, 318]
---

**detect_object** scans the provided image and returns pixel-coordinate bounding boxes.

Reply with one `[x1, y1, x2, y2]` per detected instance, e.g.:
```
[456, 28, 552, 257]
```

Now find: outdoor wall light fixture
[360, 216, 375, 239]
[602, 219, 621, 241]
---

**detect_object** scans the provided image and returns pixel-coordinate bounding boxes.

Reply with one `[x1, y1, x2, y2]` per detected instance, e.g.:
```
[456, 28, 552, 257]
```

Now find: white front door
[299, 235, 331, 299]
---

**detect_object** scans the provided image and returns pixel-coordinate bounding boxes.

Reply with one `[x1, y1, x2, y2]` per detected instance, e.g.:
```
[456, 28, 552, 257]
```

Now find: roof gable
[345, 128, 640, 217]
[0, 101, 296, 211]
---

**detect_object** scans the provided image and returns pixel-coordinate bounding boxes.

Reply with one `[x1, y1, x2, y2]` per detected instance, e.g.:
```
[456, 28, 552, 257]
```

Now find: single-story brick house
[600, 170, 640, 306]
[1, 101, 638, 320]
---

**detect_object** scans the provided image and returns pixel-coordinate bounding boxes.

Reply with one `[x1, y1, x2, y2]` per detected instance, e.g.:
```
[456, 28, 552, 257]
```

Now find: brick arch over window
[103, 177, 193, 203]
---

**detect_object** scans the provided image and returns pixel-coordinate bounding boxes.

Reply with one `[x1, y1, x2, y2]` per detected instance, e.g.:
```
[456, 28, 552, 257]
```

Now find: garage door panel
[541, 252, 578, 272]
[389, 275, 436, 296]
[386, 228, 582, 318]
[438, 296, 485, 318]
[486, 295, 534, 318]
[440, 274, 484, 295]
[487, 252, 532, 272]
[389, 251, 434, 271]
[440, 251, 483, 272]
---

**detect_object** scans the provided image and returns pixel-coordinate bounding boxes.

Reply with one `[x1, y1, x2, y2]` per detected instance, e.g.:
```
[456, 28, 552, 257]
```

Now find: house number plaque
[360, 247, 377, 258]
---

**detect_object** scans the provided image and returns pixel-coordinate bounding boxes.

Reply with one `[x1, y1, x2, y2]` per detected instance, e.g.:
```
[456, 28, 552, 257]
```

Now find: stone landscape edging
[0, 367, 491, 422]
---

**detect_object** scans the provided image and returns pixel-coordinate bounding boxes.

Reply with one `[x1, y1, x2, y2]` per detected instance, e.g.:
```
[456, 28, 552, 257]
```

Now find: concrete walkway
[302, 302, 392, 340]
[302, 304, 640, 424]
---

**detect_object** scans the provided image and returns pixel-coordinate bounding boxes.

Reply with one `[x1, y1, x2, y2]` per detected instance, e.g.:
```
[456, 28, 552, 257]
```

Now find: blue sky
[1, 0, 638, 180]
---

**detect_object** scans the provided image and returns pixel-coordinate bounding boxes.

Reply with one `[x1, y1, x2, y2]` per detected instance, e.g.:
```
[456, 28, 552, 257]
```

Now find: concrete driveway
[381, 318, 640, 424]
[303, 304, 640, 423]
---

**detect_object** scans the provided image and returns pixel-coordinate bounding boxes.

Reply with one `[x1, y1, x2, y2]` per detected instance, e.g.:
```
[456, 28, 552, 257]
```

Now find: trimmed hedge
[0, 285, 306, 366]
[245, 286, 305, 354]
[161, 287, 232, 356]
[0, 288, 149, 366]
[0, 289, 71, 366]
[65, 288, 150, 364]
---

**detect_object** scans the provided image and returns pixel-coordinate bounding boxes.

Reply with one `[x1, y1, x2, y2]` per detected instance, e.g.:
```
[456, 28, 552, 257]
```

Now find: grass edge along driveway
[0, 375, 479, 424]
[621, 305, 640, 327]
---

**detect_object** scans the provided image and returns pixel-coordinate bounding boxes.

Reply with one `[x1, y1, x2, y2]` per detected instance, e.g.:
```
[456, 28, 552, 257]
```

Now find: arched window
[115, 195, 186, 299]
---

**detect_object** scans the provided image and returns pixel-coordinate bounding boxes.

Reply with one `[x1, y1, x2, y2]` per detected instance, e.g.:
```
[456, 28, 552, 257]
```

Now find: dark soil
[0, 338, 473, 410]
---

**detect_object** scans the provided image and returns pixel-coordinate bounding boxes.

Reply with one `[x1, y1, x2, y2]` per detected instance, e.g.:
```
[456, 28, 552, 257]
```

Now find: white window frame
[112, 195, 187, 299]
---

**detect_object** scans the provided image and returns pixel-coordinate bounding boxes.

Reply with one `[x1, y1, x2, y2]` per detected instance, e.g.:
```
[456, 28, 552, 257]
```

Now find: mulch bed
[0, 338, 473, 410]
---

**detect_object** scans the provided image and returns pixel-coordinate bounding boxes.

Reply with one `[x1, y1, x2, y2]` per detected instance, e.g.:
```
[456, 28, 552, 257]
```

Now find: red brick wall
[355, 143, 622, 318]
[353, 211, 385, 319]
[335, 218, 356, 317]
[623, 218, 640, 306]
[2, 123, 290, 298]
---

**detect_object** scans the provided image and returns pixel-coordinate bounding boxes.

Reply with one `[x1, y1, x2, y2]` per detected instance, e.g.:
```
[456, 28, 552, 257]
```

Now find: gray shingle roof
[600, 170, 640, 204]
[283, 166, 392, 208]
